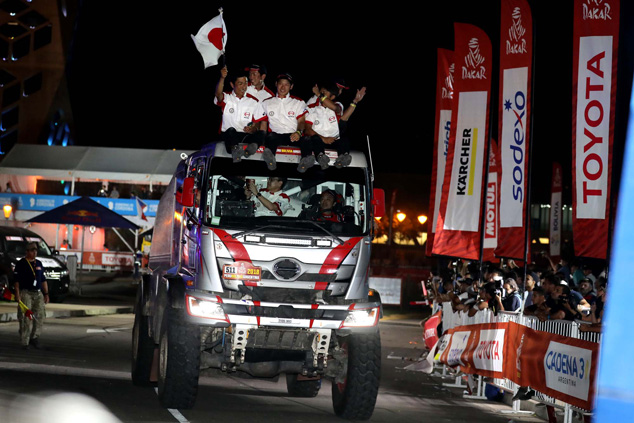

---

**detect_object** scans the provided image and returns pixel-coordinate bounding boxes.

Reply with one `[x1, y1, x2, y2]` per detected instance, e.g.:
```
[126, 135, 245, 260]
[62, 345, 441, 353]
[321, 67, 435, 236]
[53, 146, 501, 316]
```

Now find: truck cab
[132, 142, 385, 420]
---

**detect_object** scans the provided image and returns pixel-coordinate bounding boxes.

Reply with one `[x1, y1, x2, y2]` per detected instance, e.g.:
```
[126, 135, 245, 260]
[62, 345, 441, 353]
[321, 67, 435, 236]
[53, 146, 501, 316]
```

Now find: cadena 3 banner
[437, 321, 599, 410]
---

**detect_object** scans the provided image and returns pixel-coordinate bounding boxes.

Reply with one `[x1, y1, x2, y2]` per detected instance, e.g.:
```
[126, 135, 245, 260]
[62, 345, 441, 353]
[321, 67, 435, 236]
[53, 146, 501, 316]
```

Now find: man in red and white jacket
[245, 177, 291, 217]
[254, 73, 308, 170]
[245, 64, 274, 102]
[214, 66, 264, 162]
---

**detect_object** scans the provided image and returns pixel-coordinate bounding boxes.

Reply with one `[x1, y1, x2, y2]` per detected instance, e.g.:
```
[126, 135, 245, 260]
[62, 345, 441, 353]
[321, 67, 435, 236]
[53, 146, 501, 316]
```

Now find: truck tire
[131, 289, 154, 386]
[157, 307, 201, 409]
[286, 374, 321, 397]
[331, 330, 381, 420]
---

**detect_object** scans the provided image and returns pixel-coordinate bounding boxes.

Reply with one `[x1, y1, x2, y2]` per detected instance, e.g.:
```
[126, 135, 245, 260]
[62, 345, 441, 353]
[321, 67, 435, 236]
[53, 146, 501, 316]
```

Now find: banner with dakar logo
[572, 0, 619, 259]
[432, 23, 492, 260]
[437, 321, 599, 410]
[495, 0, 533, 260]
[427, 48, 454, 257]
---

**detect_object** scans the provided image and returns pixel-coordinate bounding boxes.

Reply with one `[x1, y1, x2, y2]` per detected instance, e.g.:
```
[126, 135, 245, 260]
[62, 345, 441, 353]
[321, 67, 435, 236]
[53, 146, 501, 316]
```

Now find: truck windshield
[203, 157, 369, 237]
[4, 236, 52, 257]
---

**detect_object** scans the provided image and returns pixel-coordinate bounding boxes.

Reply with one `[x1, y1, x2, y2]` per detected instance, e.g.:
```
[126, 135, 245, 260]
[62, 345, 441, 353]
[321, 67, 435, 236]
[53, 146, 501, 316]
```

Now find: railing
[437, 302, 600, 423]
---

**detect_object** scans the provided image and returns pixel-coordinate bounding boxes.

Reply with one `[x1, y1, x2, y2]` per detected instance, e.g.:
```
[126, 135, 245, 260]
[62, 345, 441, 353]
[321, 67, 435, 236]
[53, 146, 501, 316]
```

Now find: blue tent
[26, 196, 139, 229]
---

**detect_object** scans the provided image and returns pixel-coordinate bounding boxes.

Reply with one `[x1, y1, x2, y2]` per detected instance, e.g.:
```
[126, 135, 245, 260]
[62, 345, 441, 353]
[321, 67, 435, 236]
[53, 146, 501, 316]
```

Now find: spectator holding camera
[501, 278, 522, 312]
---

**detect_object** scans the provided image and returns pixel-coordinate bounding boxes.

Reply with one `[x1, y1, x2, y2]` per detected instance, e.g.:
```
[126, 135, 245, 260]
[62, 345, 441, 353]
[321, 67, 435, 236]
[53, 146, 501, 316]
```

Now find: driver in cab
[245, 177, 291, 217]
[315, 190, 343, 222]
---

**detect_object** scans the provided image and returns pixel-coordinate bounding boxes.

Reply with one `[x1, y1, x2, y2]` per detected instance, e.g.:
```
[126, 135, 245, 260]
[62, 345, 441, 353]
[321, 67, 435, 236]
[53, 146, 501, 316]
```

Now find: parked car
[0, 226, 70, 302]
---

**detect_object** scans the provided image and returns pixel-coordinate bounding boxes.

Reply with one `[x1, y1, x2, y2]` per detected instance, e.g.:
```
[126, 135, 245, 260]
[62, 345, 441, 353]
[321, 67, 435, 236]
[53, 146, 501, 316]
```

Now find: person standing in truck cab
[244, 177, 291, 217]
[254, 73, 308, 171]
[215, 66, 264, 163]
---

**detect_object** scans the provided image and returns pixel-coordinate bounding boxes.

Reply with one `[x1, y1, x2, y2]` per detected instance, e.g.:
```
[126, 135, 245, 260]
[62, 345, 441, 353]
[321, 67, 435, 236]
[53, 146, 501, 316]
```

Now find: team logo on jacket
[463, 38, 486, 80]
[506, 7, 527, 54]
[269, 111, 275, 117]
[287, 111, 296, 118]
[243, 112, 251, 119]
[229, 108, 235, 114]
[582, 0, 613, 21]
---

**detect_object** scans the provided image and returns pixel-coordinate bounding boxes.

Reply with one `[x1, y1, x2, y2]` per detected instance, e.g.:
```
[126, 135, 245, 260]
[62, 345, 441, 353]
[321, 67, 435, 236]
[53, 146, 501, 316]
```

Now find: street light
[418, 214, 428, 225]
[396, 211, 406, 222]
[3, 204, 12, 219]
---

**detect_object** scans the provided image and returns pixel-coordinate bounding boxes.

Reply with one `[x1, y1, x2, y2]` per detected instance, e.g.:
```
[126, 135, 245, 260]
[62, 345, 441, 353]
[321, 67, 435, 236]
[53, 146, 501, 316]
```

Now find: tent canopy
[0, 145, 194, 184]
[26, 196, 139, 229]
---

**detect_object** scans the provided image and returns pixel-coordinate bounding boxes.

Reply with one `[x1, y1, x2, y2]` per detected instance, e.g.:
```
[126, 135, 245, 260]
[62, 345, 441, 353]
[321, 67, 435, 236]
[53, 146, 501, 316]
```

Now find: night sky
[66, 1, 634, 204]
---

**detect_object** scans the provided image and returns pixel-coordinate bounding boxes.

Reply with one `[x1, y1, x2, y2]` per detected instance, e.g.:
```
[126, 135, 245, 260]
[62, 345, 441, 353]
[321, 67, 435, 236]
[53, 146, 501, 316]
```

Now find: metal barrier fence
[437, 302, 600, 423]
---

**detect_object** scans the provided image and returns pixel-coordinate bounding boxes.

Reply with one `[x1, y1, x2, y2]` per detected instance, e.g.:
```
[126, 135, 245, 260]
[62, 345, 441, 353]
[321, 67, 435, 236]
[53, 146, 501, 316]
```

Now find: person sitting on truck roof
[245, 64, 274, 102]
[244, 177, 291, 217]
[306, 76, 348, 108]
[255, 73, 309, 171]
[215, 66, 264, 163]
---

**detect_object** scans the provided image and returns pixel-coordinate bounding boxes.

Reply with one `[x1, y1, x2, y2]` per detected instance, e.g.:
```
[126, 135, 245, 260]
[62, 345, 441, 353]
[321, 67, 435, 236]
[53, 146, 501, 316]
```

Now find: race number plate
[223, 261, 262, 281]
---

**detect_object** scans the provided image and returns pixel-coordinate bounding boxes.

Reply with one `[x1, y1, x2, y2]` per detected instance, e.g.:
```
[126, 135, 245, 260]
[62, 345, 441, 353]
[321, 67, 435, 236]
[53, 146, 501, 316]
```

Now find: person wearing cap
[246, 64, 274, 102]
[215, 66, 264, 162]
[255, 73, 308, 171]
[13, 242, 49, 349]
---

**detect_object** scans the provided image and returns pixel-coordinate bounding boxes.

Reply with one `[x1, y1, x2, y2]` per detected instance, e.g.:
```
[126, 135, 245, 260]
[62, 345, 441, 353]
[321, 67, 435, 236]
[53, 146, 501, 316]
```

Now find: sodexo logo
[503, 90, 527, 202]
[544, 341, 593, 400]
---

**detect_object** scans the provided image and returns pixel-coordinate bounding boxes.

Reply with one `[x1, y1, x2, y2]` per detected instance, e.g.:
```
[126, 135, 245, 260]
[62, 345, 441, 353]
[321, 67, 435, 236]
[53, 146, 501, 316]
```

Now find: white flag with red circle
[191, 10, 227, 69]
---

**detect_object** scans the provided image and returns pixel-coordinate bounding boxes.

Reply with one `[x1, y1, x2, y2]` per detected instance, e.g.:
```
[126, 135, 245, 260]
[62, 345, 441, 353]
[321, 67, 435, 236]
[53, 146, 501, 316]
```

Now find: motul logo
[582, 0, 613, 20]
[462, 38, 487, 80]
[506, 7, 527, 55]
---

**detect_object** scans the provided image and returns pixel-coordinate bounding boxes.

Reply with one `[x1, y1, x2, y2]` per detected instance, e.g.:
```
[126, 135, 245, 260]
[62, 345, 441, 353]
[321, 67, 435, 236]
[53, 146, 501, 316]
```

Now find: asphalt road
[0, 315, 544, 423]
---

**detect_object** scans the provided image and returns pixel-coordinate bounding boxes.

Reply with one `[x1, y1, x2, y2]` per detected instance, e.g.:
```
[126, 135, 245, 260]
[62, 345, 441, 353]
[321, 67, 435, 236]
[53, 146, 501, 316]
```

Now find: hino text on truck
[131, 142, 386, 420]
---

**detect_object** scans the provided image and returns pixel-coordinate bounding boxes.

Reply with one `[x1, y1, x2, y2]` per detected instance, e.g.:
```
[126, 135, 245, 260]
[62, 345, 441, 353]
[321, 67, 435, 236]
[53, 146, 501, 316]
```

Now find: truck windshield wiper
[295, 220, 344, 245]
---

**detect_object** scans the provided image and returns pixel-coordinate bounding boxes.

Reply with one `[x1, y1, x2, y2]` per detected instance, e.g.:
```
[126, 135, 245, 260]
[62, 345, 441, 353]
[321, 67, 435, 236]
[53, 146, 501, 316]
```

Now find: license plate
[223, 261, 262, 281]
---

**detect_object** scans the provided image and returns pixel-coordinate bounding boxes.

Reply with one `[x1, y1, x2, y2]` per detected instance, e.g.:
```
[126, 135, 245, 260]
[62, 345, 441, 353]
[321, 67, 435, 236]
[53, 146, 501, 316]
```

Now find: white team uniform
[306, 102, 343, 138]
[255, 95, 308, 134]
[247, 84, 274, 102]
[214, 92, 259, 132]
[254, 189, 291, 216]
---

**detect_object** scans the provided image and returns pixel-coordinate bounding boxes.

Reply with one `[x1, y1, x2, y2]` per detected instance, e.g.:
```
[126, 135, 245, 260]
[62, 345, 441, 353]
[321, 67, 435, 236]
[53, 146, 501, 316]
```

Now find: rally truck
[131, 142, 385, 420]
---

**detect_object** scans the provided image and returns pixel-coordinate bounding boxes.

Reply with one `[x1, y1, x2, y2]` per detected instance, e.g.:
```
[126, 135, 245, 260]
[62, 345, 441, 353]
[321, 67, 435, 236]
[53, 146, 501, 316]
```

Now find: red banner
[423, 310, 442, 349]
[495, 0, 533, 260]
[437, 321, 599, 410]
[427, 49, 455, 257]
[550, 162, 563, 259]
[572, 0, 619, 259]
[483, 139, 499, 262]
[432, 23, 492, 260]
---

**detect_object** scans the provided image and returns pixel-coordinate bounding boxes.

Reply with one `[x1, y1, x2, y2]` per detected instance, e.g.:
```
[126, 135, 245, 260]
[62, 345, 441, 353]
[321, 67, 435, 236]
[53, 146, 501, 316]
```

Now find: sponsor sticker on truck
[223, 261, 262, 281]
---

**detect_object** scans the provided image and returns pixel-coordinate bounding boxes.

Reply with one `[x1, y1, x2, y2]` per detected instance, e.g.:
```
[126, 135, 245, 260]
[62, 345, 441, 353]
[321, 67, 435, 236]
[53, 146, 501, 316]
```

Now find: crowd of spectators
[426, 253, 607, 331]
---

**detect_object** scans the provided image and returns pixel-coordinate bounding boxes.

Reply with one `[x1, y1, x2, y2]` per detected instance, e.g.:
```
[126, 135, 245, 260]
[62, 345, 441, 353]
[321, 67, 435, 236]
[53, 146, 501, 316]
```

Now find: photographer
[549, 282, 589, 321]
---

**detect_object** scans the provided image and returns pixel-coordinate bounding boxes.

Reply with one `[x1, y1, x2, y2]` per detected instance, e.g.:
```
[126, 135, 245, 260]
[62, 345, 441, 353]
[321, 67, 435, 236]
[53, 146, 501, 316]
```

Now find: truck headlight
[341, 307, 380, 328]
[186, 295, 228, 321]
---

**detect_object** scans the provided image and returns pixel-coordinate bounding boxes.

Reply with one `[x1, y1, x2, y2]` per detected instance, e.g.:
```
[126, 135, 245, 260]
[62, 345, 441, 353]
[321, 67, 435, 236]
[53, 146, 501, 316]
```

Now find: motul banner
[572, 0, 619, 259]
[483, 139, 499, 262]
[437, 321, 599, 410]
[550, 162, 563, 259]
[432, 23, 492, 260]
[427, 49, 455, 257]
[495, 0, 533, 260]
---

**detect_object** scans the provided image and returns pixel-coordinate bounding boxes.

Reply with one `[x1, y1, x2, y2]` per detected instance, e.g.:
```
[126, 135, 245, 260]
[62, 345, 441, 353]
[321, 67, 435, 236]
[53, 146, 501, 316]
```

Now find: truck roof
[209, 142, 369, 169]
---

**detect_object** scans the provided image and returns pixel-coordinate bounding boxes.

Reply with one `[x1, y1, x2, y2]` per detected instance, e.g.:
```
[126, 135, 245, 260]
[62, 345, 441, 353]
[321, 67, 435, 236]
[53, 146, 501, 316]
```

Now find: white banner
[544, 341, 593, 401]
[550, 191, 562, 257]
[444, 90, 488, 231]
[432, 109, 452, 233]
[575, 36, 612, 219]
[473, 328, 505, 372]
[500, 67, 528, 227]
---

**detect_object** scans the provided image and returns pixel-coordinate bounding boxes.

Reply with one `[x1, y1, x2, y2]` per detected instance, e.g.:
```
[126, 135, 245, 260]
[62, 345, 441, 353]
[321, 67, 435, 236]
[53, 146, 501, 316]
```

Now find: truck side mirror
[372, 188, 385, 218]
[180, 177, 195, 207]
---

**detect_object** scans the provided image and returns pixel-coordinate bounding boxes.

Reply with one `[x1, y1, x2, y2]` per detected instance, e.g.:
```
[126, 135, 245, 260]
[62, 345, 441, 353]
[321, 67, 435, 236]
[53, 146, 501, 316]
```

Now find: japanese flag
[190, 10, 227, 68]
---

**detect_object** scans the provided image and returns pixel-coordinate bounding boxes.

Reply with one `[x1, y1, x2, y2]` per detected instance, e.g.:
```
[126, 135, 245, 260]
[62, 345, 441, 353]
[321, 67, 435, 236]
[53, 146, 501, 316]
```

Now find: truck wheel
[286, 374, 321, 397]
[331, 330, 381, 420]
[157, 307, 201, 409]
[131, 291, 154, 386]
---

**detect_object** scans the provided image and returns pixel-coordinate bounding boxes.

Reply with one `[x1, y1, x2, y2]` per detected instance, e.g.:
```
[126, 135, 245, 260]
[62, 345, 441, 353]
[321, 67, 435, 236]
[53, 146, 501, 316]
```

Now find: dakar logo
[506, 7, 527, 54]
[442, 63, 455, 99]
[463, 38, 486, 80]
[583, 0, 612, 20]
[553, 165, 562, 189]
